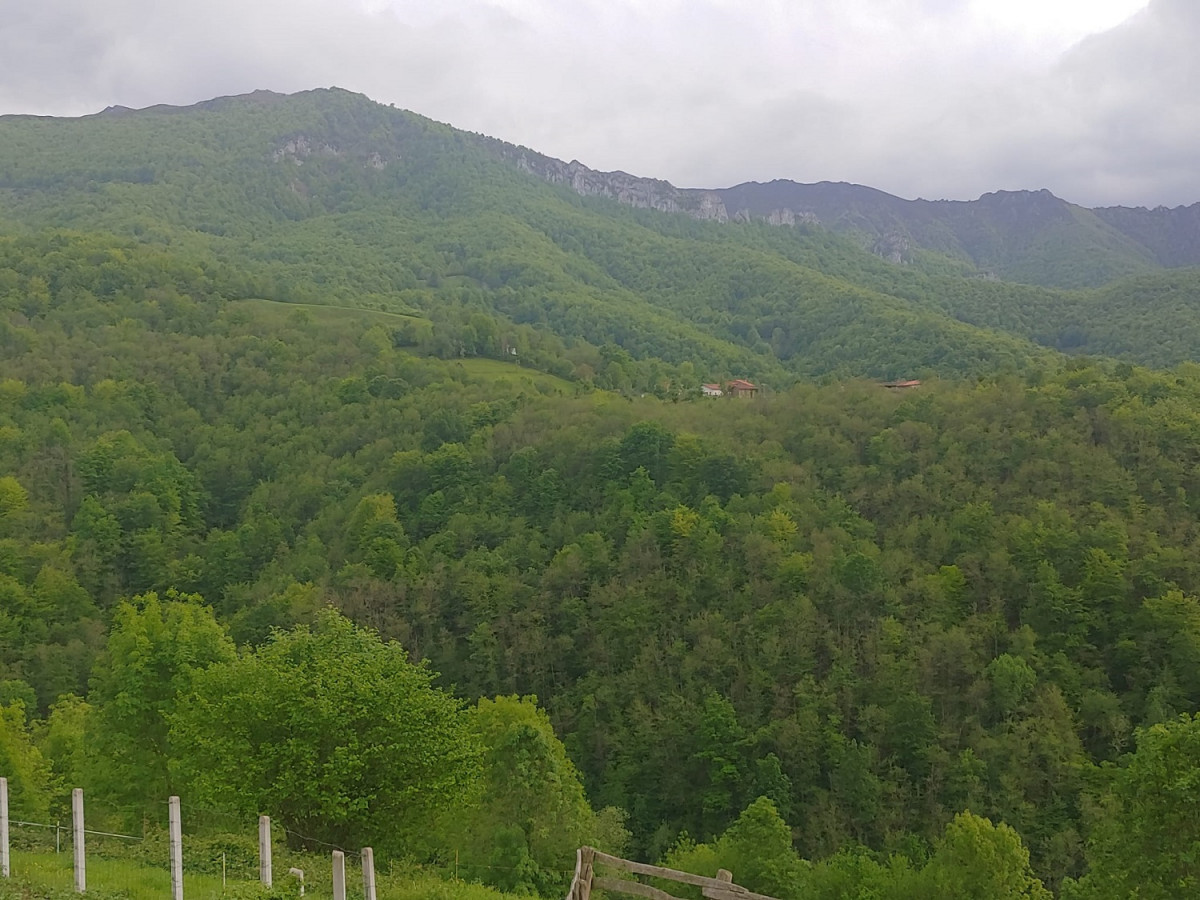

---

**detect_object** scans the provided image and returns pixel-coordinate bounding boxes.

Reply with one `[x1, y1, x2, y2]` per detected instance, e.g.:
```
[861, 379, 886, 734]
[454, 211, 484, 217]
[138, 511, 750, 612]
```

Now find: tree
[88, 591, 235, 820]
[446, 695, 627, 895]
[0, 700, 50, 821]
[693, 693, 750, 837]
[719, 797, 806, 897]
[0, 475, 27, 523]
[1067, 714, 1200, 899]
[918, 812, 1051, 900]
[345, 493, 408, 579]
[33, 694, 91, 814]
[987, 653, 1037, 720]
[170, 609, 480, 854]
[662, 798, 804, 898]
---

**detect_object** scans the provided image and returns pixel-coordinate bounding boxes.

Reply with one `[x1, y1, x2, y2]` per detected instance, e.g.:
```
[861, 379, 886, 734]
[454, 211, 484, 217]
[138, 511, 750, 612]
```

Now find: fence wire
[3, 811, 261, 900]
[1, 789, 583, 900]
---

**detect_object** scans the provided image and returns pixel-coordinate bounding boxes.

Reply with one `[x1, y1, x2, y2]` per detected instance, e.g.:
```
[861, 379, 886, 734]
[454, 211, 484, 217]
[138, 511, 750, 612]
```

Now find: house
[701, 383, 723, 397]
[726, 379, 758, 398]
[881, 379, 922, 389]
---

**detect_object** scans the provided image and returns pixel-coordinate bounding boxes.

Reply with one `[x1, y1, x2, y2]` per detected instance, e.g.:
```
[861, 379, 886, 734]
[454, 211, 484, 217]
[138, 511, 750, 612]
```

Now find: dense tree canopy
[1064, 714, 1200, 899]
[170, 609, 480, 854]
[3, 244, 1200, 892]
[88, 591, 235, 821]
[3, 88, 1200, 898]
[442, 694, 628, 894]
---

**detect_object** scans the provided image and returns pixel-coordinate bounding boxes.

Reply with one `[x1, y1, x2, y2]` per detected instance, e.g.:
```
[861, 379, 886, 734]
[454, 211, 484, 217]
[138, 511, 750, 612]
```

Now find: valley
[2, 88, 1200, 900]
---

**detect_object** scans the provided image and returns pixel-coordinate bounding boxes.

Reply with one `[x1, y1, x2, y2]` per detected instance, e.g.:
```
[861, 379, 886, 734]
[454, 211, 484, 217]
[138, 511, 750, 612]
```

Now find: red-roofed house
[881, 379, 922, 389]
[701, 383, 723, 397]
[727, 379, 758, 398]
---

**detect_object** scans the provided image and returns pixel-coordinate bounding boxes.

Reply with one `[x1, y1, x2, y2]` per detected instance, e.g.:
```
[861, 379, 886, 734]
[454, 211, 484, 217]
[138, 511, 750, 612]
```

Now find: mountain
[1094, 202, 1200, 267]
[0, 87, 1050, 383]
[1, 86, 1198, 380]
[11, 87, 1200, 897]
[503, 150, 1200, 289]
[714, 182, 1162, 288]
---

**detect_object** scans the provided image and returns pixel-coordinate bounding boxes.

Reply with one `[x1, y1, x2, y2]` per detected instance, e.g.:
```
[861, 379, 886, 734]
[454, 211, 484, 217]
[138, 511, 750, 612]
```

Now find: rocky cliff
[490, 145, 1200, 287]
[53, 87, 1199, 289]
[504, 150, 731, 222]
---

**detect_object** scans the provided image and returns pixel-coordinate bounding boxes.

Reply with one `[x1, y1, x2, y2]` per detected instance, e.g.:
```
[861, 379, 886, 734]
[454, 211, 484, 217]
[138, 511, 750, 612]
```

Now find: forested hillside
[490, 138, 1200, 289]
[708, 182, 1163, 288]
[0, 87, 1198, 380]
[3, 89, 1200, 899]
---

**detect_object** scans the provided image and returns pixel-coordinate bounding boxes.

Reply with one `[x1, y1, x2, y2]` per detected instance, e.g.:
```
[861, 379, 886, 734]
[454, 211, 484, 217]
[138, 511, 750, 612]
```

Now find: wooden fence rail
[565, 847, 782, 900]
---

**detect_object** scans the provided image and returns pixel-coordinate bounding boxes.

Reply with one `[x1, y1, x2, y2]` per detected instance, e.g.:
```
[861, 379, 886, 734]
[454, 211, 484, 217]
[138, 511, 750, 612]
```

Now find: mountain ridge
[7, 86, 1198, 289]
[3, 85, 1200, 377]
[496, 147, 1200, 287]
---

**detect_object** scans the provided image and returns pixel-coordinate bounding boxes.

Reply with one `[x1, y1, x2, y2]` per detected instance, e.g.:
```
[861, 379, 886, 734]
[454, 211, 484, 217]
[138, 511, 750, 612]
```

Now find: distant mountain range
[15, 86, 1198, 291]
[2, 86, 1200, 380]
[500, 144, 1200, 289]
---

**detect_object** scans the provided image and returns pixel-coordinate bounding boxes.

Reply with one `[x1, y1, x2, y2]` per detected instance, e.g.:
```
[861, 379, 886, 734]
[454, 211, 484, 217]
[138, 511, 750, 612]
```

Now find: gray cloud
[0, 0, 1193, 207]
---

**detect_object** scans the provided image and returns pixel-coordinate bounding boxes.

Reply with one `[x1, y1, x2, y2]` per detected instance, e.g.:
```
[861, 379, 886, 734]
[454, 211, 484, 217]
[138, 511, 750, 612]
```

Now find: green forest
[3, 89, 1200, 899]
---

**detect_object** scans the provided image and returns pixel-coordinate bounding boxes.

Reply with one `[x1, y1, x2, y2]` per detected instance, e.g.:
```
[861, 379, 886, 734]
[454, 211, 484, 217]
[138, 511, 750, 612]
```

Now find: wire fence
[0, 788, 580, 900]
[4, 806, 264, 900]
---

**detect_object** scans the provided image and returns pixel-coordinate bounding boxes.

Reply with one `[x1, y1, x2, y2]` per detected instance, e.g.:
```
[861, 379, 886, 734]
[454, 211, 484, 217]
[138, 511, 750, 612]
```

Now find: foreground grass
[3, 852, 229, 900]
[378, 875, 520, 900]
[1, 852, 519, 900]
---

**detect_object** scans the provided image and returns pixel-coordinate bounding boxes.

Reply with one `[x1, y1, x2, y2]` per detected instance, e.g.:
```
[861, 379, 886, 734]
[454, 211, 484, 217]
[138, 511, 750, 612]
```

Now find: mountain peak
[87, 87, 378, 120]
[975, 188, 1063, 204]
[6, 86, 1198, 287]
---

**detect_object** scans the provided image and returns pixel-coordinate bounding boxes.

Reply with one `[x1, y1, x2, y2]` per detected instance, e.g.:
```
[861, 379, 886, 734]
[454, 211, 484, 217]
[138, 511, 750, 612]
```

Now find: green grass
[375, 875, 518, 900]
[451, 358, 575, 393]
[232, 298, 429, 328]
[5, 850, 231, 900]
[232, 299, 577, 394]
[1, 851, 520, 900]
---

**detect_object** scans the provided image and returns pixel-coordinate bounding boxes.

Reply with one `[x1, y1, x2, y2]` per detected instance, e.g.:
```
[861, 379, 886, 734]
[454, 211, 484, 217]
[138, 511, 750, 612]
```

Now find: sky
[2, 0, 1197, 207]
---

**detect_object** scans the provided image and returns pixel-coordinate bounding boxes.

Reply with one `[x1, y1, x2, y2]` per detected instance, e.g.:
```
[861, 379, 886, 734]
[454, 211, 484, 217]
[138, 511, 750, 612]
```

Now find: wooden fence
[565, 847, 781, 900]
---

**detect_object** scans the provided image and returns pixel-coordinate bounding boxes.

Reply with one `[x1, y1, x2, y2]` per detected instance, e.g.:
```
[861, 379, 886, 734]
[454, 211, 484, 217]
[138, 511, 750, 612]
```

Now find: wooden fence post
[332, 850, 346, 900]
[259, 816, 273, 887]
[361, 847, 376, 900]
[584, 848, 780, 900]
[565, 847, 580, 900]
[580, 847, 595, 900]
[169, 796, 183, 900]
[72, 788, 85, 893]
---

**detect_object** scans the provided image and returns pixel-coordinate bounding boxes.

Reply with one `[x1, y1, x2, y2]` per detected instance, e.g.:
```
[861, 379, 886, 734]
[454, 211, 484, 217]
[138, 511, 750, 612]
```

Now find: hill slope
[508, 148, 1200, 288]
[10, 89, 1200, 897]
[8, 228, 1200, 892]
[3, 87, 1200, 376]
[0, 88, 1054, 382]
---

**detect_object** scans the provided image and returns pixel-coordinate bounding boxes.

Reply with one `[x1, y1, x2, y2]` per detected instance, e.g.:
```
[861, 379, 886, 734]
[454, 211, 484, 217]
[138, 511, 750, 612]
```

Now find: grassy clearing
[450, 357, 576, 393]
[231, 298, 429, 328]
[379, 875, 518, 900]
[229, 299, 579, 395]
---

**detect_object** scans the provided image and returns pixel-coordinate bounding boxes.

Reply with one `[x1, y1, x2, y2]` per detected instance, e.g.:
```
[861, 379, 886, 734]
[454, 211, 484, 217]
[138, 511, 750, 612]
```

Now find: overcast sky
[2, 0, 1196, 207]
